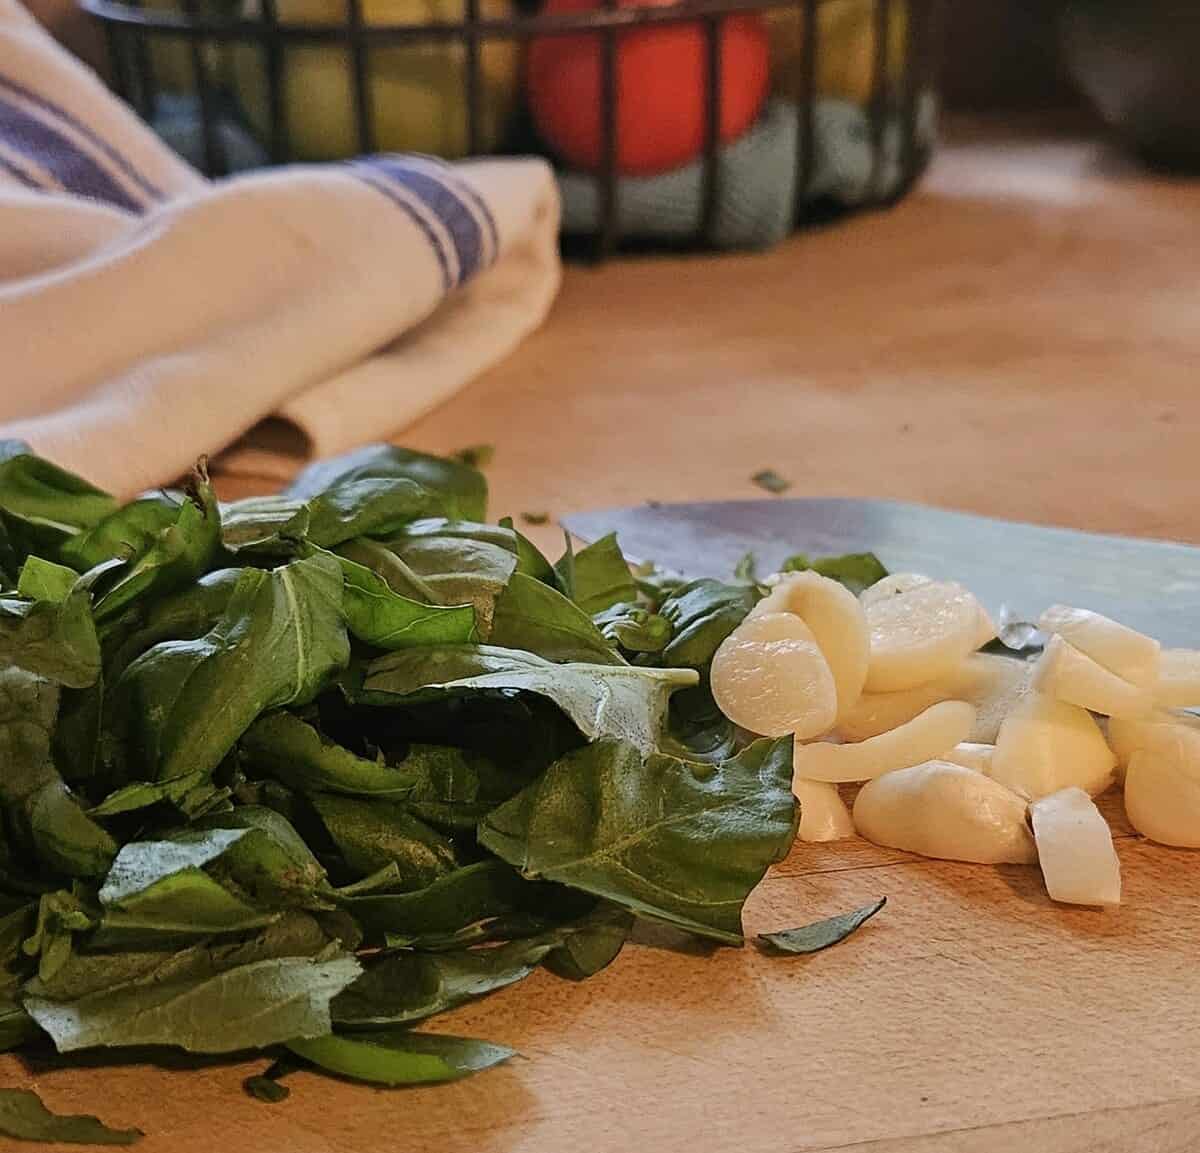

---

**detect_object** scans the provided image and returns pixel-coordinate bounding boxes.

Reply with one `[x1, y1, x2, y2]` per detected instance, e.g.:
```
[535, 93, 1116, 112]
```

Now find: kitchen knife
[563, 499, 1200, 649]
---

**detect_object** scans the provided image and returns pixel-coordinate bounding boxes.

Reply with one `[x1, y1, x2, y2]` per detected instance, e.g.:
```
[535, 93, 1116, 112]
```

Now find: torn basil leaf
[778, 552, 888, 596]
[554, 533, 636, 615]
[757, 897, 887, 955]
[289, 1030, 514, 1086]
[656, 579, 759, 671]
[0, 1088, 142, 1146]
[489, 572, 624, 665]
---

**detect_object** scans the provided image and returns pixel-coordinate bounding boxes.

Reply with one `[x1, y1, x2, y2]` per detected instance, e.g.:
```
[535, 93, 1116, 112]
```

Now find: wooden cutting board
[7, 126, 1200, 1152]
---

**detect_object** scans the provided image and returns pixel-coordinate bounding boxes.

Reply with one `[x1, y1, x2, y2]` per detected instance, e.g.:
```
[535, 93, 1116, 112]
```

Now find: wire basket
[82, 0, 942, 257]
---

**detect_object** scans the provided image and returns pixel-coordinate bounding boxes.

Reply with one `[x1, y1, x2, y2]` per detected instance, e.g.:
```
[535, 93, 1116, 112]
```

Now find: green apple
[231, 0, 518, 159]
[765, 0, 908, 107]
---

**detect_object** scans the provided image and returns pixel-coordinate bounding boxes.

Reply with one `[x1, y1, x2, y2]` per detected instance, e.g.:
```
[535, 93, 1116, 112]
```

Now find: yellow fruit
[765, 0, 909, 106]
[231, 0, 518, 160]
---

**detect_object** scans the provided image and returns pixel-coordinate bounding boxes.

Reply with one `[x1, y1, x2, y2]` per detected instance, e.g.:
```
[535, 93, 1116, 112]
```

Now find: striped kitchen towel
[0, 0, 560, 496]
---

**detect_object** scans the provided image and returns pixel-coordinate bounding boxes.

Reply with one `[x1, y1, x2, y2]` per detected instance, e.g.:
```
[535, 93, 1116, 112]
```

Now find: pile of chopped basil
[0, 440, 821, 1141]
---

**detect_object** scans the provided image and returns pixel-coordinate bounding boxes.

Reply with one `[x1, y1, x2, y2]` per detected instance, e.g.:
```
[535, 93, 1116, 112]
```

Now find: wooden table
[9, 126, 1200, 1152]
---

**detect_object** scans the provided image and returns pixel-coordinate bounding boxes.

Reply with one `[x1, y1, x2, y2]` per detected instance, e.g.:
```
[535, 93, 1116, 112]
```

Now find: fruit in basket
[525, 0, 770, 175]
[142, 0, 238, 93]
[765, 0, 908, 107]
[231, 0, 518, 159]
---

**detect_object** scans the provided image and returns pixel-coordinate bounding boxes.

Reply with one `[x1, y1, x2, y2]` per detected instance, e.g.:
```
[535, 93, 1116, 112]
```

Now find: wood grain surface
[7, 126, 1200, 1151]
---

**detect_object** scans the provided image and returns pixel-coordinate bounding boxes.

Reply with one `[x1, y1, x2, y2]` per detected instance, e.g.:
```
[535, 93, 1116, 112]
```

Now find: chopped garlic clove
[859, 572, 934, 608]
[794, 700, 975, 783]
[750, 571, 869, 721]
[1155, 649, 1200, 709]
[792, 779, 856, 842]
[853, 760, 1036, 864]
[989, 694, 1117, 801]
[1037, 604, 1160, 689]
[1032, 634, 1153, 719]
[1124, 728, 1200, 848]
[1106, 710, 1200, 773]
[837, 653, 1033, 744]
[942, 741, 996, 773]
[1030, 787, 1121, 907]
[710, 612, 838, 739]
[863, 580, 993, 693]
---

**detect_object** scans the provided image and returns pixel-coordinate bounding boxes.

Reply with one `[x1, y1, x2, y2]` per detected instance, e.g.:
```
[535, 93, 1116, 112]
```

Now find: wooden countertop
[10, 126, 1200, 1152]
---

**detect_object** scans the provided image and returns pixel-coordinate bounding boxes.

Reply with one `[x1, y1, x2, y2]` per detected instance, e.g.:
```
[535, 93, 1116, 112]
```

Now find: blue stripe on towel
[0, 73, 161, 202]
[0, 91, 143, 211]
[351, 163, 453, 294]
[359, 156, 484, 286]
[429, 163, 499, 264]
[0, 149, 42, 190]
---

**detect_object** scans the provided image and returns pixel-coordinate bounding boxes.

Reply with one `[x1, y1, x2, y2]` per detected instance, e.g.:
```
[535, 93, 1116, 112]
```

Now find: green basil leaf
[554, 533, 636, 614]
[243, 1069, 292, 1103]
[58, 493, 180, 571]
[543, 904, 633, 981]
[25, 950, 361, 1054]
[332, 934, 561, 1029]
[757, 898, 887, 955]
[0, 997, 38, 1053]
[332, 548, 476, 649]
[0, 1088, 142, 1145]
[107, 553, 348, 783]
[310, 793, 459, 889]
[16, 556, 77, 603]
[362, 646, 697, 755]
[22, 890, 95, 986]
[657, 579, 759, 671]
[593, 602, 672, 654]
[778, 552, 889, 596]
[489, 572, 624, 665]
[0, 581, 100, 688]
[88, 771, 210, 818]
[479, 736, 798, 945]
[288, 1030, 513, 1086]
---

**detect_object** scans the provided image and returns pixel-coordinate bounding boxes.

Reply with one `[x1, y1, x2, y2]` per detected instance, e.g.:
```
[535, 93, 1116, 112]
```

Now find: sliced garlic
[1030, 787, 1121, 907]
[1124, 725, 1200, 848]
[1032, 634, 1152, 719]
[853, 760, 1036, 864]
[1155, 649, 1200, 709]
[989, 694, 1116, 800]
[794, 700, 975, 783]
[838, 652, 1033, 744]
[710, 611, 838, 739]
[1108, 710, 1200, 772]
[749, 571, 869, 720]
[863, 580, 993, 693]
[1037, 604, 1160, 689]
[859, 572, 934, 608]
[792, 779, 856, 842]
[942, 741, 996, 773]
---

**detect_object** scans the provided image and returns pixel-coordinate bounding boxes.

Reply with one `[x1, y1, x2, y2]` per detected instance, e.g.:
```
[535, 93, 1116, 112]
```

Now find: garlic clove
[1030, 787, 1121, 907]
[1032, 634, 1153, 719]
[1037, 604, 1160, 689]
[792, 779, 856, 842]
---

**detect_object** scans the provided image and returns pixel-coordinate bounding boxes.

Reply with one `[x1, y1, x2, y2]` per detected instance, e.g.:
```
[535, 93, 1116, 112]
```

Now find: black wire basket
[82, 0, 942, 257]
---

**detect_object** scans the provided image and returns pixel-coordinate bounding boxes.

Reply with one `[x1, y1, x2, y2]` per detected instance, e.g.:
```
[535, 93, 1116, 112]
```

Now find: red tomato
[526, 0, 770, 176]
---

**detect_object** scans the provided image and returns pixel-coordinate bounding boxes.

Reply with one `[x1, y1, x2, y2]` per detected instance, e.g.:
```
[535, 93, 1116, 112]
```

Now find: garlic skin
[989, 694, 1117, 801]
[941, 742, 996, 773]
[1123, 722, 1200, 848]
[1030, 787, 1121, 907]
[710, 612, 837, 739]
[853, 760, 1037, 865]
[1037, 604, 1160, 689]
[863, 580, 989, 693]
[1032, 634, 1153, 719]
[792, 779, 856, 842]
[750, 571, 869, 721]
[794, 700, 975, 784]
[838, 653, 1033, 744]
[1155, 649, 1200, 709]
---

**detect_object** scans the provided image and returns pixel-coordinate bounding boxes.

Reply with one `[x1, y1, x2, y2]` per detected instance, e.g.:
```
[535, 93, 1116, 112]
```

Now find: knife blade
[562, 499, 1200, 649]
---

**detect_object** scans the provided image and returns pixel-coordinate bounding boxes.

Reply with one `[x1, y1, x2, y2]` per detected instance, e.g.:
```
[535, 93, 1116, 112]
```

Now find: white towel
[0, 0, 561, 496]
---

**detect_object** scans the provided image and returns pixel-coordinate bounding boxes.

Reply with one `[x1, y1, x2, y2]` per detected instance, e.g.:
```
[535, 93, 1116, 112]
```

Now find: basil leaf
[332, 934, 561, 1029]
[554, 533, 636, 614]
[757, 897, 887, 955]
[288, 1030, 513, 1086]
[88, 771, 210, 818]
[0, 998, 38, 1053]
[656, 579, 759, 671]
[310, 793, 459, 889]
[22, 890, 95, 986]
[543, 904, 633, 981]
[332, 548, 476, 649]
[0, 441, 116, 563]
[17, 556, 77, 603]
[285, 444, 487, 523]
[363, 646, 697, 755]
[489, 572, 624, 665]
[0, 582, 100, 689]
[58, 493, 180, 572]
[0, 1088, 142, 1145]
[25, 950, 361, 1054]
[593, 602, 672, 654]
[107, 553, 348, 783]
[479, 737, 798, 945]
[778, 552, 889, 596]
